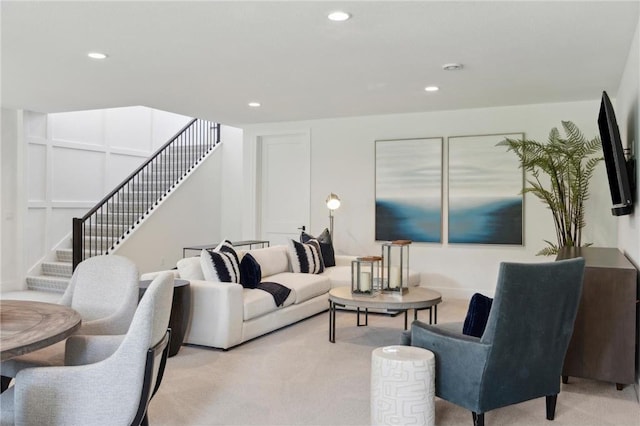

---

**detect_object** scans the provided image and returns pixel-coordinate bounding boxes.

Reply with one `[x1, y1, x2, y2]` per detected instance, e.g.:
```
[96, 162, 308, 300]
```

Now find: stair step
[57, 248, 112, 264]
[26, 275, 69, 294]
[164, 146, 212, 155]
[107, 191, 164, 202]
[56, 249, 99, 262]
[106, 203, 152, 213]
[42, 261, 73, 278]
[129, 181, 177, 190]
[91, 212, 142, 223]
[83, 223, 129, 233]
[57, 248, 73, 263]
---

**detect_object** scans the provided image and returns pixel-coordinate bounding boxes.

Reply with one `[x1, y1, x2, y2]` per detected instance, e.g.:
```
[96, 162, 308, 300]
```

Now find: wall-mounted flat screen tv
[598, 91, 634, 216]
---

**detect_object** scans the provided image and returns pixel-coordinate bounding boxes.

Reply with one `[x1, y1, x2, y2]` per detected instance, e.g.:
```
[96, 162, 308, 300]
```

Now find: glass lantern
[381, 240, 411, 295]
[351, 256, 382, 296]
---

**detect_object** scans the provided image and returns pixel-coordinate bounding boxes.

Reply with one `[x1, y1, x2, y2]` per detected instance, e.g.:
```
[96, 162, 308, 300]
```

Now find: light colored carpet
[149, 299, 640, 426]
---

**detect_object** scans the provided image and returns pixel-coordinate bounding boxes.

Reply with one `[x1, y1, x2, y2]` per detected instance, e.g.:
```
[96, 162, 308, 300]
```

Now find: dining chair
[0, 271, 173, 426]
[1, 255, 139, 391]
[405, 258, 585, 426]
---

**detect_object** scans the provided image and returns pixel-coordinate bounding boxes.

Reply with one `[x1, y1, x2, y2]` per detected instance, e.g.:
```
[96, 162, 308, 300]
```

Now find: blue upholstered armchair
[406, 258, 585, 426]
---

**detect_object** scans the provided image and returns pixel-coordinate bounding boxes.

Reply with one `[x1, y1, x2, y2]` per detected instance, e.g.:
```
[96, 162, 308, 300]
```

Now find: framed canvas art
[448, 133, 524, 245]
[375, 137, 443, 243]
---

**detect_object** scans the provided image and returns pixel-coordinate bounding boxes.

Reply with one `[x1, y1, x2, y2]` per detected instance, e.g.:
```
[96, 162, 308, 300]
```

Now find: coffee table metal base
[328, 287, 441, 343]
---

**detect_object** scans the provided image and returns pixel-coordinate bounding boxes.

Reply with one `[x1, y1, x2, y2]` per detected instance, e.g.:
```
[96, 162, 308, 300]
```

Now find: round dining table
[0, 300, 81, 361]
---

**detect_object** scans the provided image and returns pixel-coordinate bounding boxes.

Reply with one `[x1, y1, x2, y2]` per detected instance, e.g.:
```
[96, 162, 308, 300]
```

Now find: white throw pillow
[176, 257, 205, 280]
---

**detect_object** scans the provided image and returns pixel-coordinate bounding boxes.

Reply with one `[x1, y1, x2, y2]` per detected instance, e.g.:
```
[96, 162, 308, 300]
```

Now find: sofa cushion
[200, 241, 241, 283]
[320, 266, 352, 288]
[267, 272, 330, 304]
[301, 228, 336, 267]
[239, 253, 261, 289]
[243, 287, 295, 321]
[246, 245, 290, 278]
[287, 239, 324, 274]
[177, 257, 205, 280]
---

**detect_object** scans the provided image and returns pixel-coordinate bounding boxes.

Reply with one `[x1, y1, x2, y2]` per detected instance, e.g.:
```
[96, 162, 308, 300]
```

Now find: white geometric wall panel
[50, 109, 103, 146]
[25, 208, 47, 269]
[50, 208, 86, 249]
[27, 144, 46, 202]
[152, 109, 195, 148]
[371, 345, 435, 426]
[107, 153, 146, 189]
[105, 106, 152, 151]
[51, 147, 105, 201]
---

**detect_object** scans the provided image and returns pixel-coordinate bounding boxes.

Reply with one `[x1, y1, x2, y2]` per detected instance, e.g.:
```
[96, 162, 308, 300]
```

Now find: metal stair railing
[72, 119, 220, 270]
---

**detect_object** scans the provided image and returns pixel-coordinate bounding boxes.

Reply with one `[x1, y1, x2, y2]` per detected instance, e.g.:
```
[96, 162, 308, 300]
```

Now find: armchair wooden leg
[472, 412, 484, 426]
[546, 394, 557, 420]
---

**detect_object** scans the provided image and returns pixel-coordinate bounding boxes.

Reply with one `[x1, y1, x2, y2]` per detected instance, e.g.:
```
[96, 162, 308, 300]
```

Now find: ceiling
[2, 1, 639, 126]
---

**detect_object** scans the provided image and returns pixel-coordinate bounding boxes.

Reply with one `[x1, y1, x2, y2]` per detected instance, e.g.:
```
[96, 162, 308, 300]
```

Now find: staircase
[25, 249, 74, 295]
[12, 119, 220, 299]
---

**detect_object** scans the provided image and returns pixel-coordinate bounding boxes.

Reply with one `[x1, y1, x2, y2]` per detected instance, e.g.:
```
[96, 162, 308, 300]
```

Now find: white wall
[243, 100, 617, 299]
[114, 125, 244, 274]
[614, 16, 640, 392]
[1, 109, 24, 292]
[220, 125, 244, 241]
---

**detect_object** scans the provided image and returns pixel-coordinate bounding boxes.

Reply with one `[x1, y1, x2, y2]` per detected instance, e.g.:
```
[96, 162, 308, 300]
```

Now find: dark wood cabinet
[556, 247, 638, 388]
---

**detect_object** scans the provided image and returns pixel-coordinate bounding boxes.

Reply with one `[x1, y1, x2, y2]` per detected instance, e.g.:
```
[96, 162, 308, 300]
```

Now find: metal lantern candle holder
[351, 256, 382, 296]
[381, 240, 411, 295]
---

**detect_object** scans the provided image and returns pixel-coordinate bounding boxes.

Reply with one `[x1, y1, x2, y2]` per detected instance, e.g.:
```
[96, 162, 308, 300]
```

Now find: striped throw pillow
[287, 239, 325, 274]
[200, 240, 240, 283]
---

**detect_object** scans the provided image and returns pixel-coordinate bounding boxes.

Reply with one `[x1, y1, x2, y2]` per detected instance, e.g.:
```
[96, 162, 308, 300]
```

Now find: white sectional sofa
[142, 244, 420, 350]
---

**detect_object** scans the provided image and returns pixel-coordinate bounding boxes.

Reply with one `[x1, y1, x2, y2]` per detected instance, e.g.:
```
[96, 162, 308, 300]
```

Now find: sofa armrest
[184, 280, 244, 349]
[141, 270, 180, 280]
[334, 255, 358, 267]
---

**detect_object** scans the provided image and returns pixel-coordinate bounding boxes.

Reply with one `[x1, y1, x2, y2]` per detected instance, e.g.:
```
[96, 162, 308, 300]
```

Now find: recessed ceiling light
[442, 63, 463, 71]
[424, 86, 440, 92]
[248, 102, 261, 108]
[88, 52, 108, 59]
[328, 11, 351, 21]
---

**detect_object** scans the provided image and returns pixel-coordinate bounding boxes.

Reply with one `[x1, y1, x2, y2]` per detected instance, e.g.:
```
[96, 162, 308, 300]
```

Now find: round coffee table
[328, 287, 441, 343]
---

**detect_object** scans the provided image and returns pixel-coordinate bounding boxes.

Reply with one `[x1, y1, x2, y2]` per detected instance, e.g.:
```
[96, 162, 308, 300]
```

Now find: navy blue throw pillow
[240, 253, 261, 289]
[462, 293, 493, 338]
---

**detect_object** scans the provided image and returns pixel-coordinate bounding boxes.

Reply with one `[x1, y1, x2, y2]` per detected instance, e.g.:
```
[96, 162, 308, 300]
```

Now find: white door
[259, 132, 310, 246]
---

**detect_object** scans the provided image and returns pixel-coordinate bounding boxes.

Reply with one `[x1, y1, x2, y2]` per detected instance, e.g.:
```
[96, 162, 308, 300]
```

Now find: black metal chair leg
[1, 376, 11, 393]
[546, 394, 557, 420]
[472, 412, 484, 426]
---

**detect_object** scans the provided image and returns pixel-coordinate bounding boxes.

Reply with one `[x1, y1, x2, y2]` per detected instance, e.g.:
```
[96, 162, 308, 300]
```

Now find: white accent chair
[0, 271, 174, 426]
[1, 255, 140, 390]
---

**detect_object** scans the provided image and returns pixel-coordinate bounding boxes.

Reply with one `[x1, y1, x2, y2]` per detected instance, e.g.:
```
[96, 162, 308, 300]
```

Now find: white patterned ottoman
[370, 345, 435, 426]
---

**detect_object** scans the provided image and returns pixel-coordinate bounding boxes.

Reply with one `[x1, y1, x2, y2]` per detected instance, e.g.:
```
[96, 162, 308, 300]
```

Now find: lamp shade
[326, 193, 341, 210]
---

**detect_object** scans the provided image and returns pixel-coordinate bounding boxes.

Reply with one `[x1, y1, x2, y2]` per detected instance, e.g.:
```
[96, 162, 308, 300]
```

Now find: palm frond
[500, 121, 599, 255]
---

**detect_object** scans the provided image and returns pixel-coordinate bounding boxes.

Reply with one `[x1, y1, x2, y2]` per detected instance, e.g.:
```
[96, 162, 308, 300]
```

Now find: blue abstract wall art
[448, 133, 524, 245]
[375, 137, 442, 243]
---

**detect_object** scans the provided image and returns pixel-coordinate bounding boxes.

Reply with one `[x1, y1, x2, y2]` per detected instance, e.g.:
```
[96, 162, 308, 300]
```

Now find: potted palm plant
[498, 121, 603, 255]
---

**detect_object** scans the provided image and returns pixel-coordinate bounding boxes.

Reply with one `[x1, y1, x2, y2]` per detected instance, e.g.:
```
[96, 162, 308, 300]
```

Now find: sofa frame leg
[546, 394, 557, 420]
[472, 412, 484, 426]
[1, 376, 11, 393]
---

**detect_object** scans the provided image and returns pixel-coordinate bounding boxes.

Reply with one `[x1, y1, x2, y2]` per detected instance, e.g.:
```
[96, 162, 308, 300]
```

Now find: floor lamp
[326, 193, 341, 237]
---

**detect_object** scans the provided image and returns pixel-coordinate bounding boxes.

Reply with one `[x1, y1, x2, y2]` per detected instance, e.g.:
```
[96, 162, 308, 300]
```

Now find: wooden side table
[139, 279, 191, 357]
